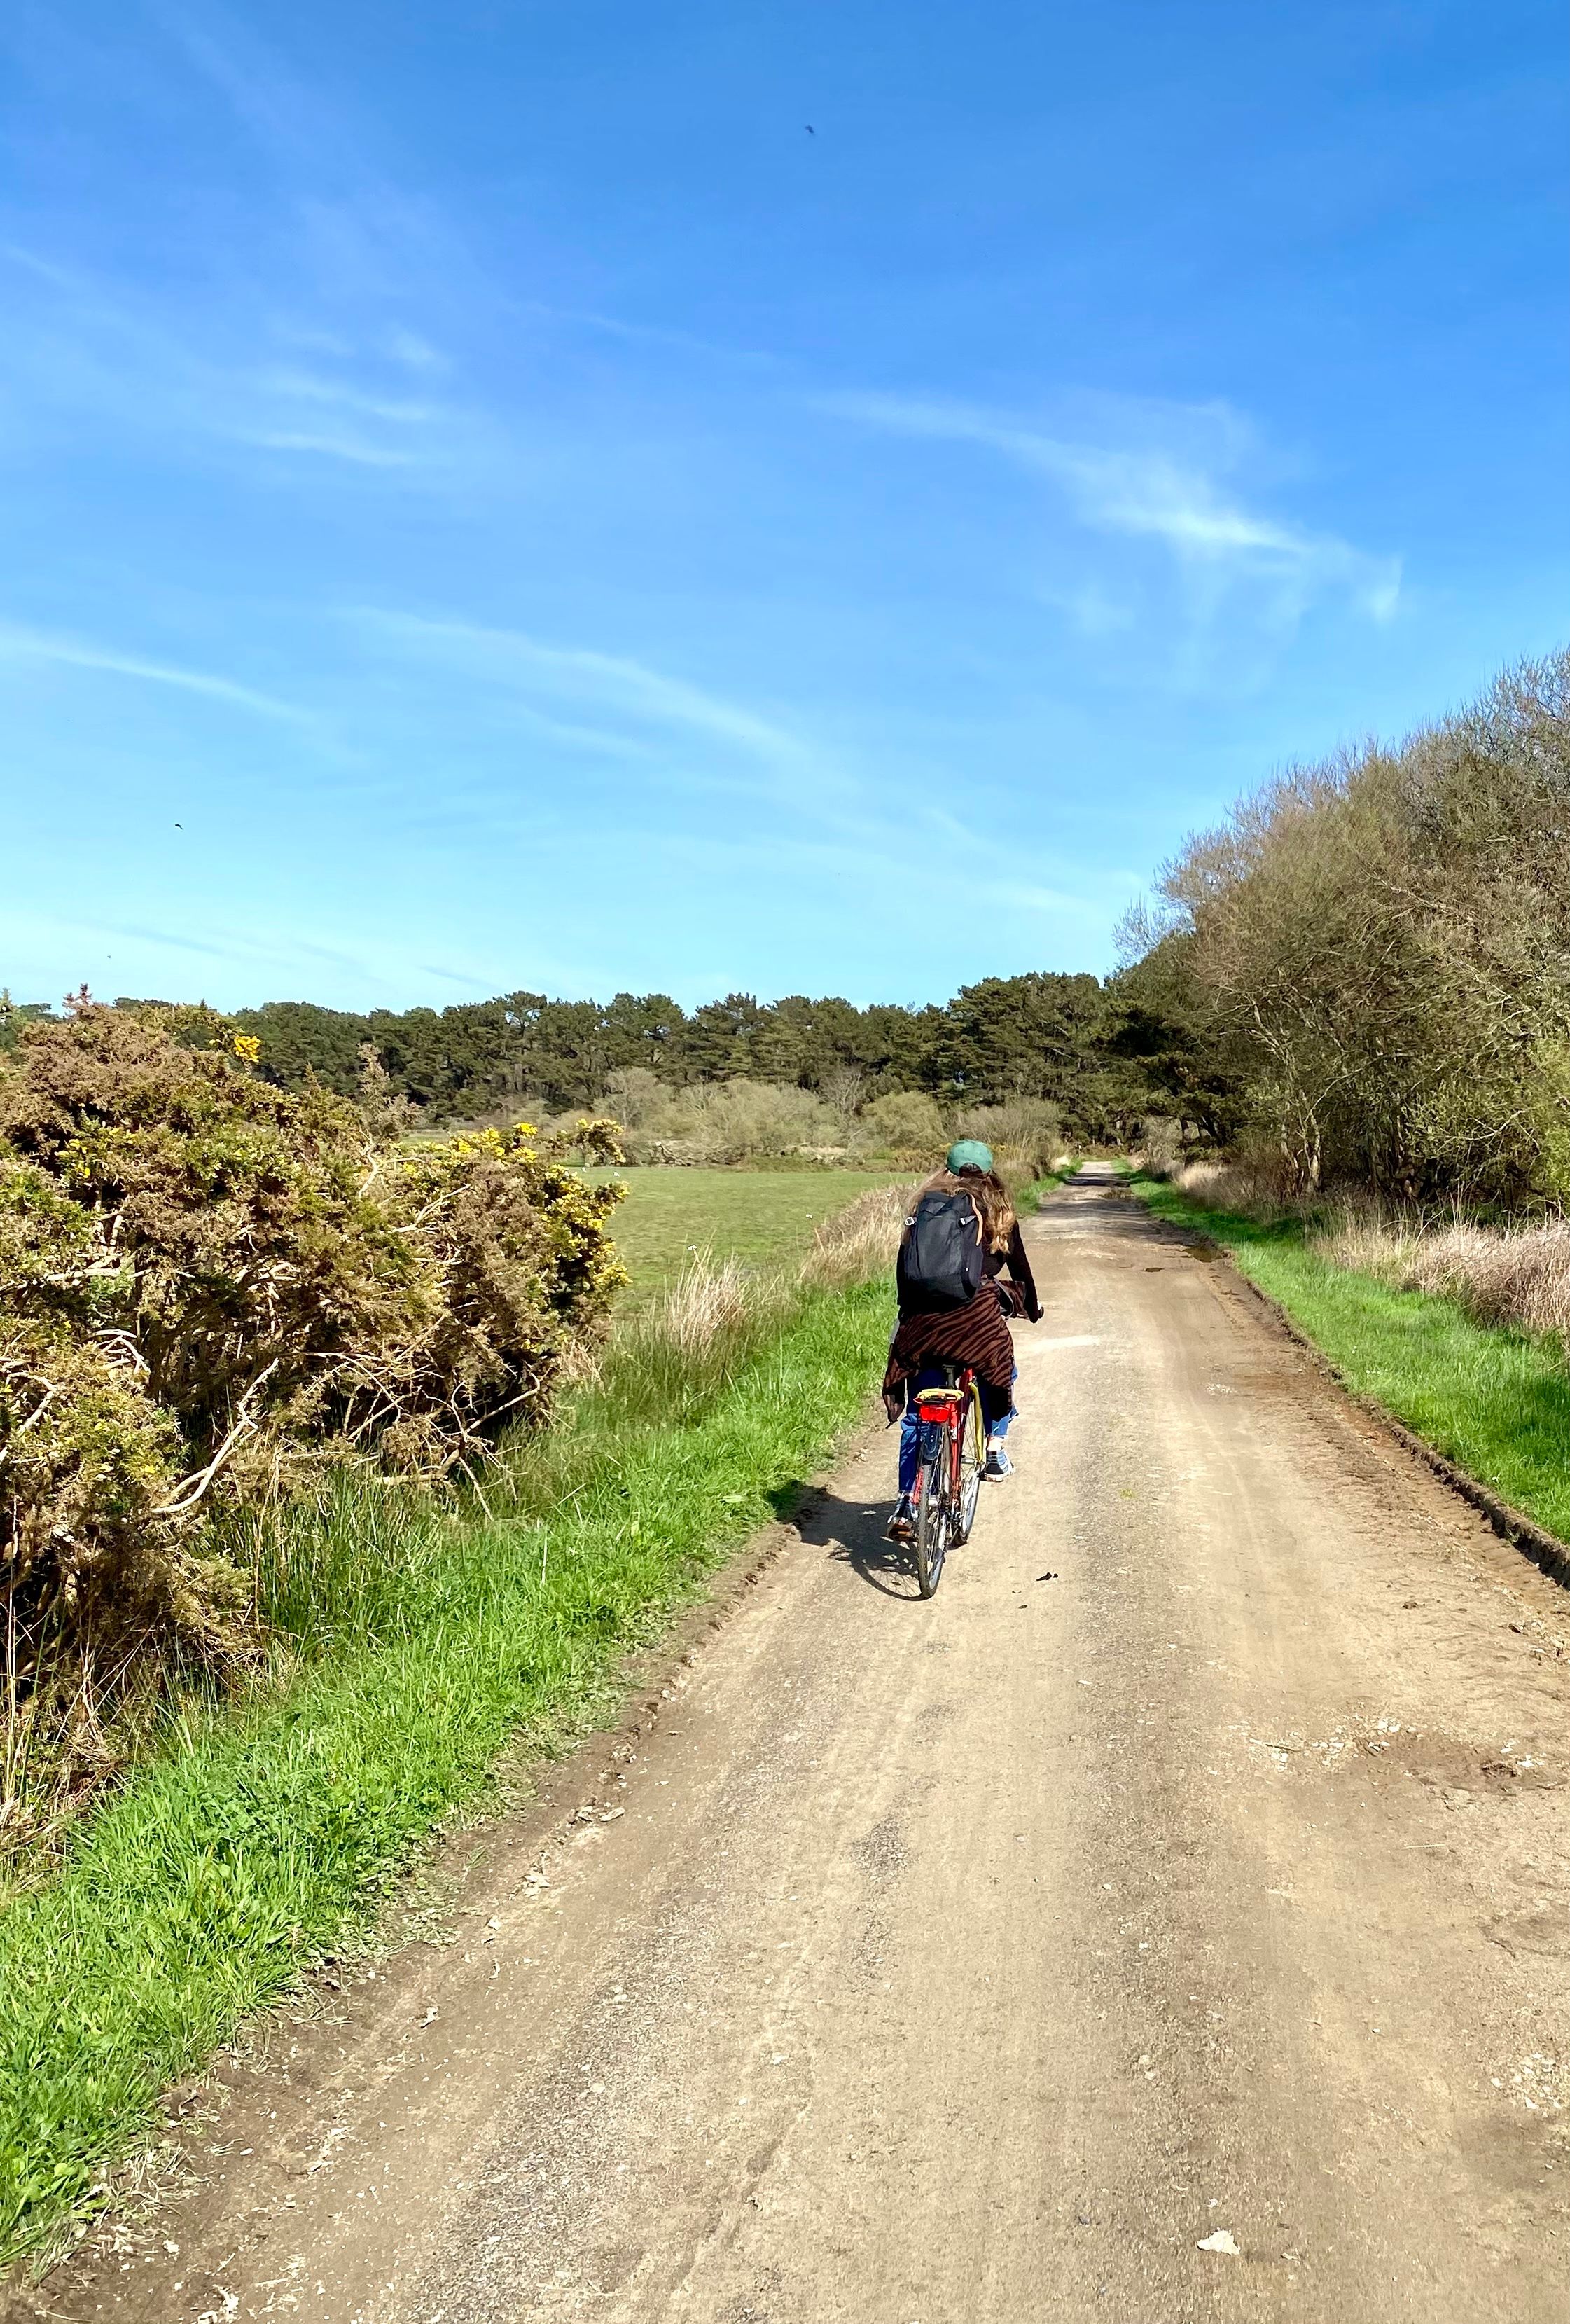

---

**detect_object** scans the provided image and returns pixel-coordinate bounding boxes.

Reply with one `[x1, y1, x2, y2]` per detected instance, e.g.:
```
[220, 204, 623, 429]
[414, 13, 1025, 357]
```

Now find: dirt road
[25, 1168, 1570, 2322]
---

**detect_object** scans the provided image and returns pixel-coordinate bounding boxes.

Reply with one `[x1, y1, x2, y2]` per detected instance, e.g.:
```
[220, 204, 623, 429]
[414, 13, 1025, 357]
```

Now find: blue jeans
[898, 1364, 1017, 1495]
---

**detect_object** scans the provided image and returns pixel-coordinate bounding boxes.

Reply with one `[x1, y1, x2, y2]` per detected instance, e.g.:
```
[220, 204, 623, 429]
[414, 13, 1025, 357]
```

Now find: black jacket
[986, 1222, 1041, 1322]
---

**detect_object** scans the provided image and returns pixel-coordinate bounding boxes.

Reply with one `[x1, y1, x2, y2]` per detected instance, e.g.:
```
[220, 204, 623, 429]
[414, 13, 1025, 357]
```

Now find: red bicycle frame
[914, 1367, 975, 1505]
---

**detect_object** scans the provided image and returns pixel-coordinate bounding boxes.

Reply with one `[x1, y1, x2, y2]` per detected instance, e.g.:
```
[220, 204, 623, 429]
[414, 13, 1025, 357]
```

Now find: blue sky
[3, 0, 1566, 1012]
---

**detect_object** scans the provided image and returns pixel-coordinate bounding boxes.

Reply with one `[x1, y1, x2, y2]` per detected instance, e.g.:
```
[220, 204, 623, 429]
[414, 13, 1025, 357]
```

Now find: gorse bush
[0, 1002, 625, 1668]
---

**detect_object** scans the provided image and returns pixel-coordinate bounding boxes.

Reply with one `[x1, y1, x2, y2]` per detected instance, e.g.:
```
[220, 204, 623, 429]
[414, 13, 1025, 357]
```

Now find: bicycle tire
[915, 1439, 949, 1598]
[954, 1380, 986, 1545]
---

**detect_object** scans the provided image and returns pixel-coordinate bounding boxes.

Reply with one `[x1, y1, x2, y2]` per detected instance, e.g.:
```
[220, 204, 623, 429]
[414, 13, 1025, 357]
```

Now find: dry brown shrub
[952, 1098, 1063, 1182]
[1140, 650, 1570, 1203]
[1314, 1211, 1570, 1345]
[1167, 1157, 1288, 1217]
[614, 1079, 838, 1165]
[1139, 1116, 1183, 1175]
[855, 1090, 946, 1158]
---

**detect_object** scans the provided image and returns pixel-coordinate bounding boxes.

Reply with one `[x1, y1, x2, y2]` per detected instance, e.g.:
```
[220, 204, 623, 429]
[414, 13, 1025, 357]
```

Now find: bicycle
[911, 1362, 987, 1598]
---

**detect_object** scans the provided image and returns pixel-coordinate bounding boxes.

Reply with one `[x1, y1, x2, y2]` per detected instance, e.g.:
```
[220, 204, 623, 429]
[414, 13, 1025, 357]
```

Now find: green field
[587, 1167, 894, 1296]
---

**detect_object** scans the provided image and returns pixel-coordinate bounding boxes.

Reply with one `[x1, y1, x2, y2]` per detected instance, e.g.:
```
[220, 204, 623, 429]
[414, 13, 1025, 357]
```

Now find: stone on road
[27, 1166, 1570, 2322]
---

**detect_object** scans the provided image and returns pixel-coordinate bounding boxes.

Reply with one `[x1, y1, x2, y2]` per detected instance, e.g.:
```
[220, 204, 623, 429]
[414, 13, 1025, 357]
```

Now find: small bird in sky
[174, 821, 183, 829]
[805, 124, 814, 134]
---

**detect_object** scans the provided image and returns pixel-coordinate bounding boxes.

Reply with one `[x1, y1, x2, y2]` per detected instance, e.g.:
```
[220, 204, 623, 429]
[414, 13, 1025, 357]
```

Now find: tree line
[1118, 649, 1570, 1206]
[4, 974, 1166, 1139]
[1, 971, 1187, 1140]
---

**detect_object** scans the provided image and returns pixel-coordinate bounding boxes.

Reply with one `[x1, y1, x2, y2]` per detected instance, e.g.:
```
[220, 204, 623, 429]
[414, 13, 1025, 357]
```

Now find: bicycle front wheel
[915, 1440, 949, 1598]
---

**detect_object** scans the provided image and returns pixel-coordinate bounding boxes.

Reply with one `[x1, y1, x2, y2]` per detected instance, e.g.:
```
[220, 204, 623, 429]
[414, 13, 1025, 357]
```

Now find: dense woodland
[1, 973, 1167, 1142]
[222, 974, 1155, 1127]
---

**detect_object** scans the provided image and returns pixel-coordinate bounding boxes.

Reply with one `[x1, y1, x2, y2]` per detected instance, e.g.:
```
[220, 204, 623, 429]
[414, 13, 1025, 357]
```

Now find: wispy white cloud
[382, 329, 449, 375]
[345, 609, 1134, 951]
[0, 4, 491, 487]
[153, 3, 487, 317]
[823, 391, 1401, 629]
[1041, 581, 1137, 639]
[349, 611, 817, 773]
[241, 428, 424, 469]
[984, 878, 1123, 922]
[341, 608, 1110, 924]
[0, 240, 480, 481]
[4, 9, 776, 502]
[6, 901, 389, 989]
[0, 621, 310, 725]
[253, 371, 441, 427]
[517, 300, 780, 371]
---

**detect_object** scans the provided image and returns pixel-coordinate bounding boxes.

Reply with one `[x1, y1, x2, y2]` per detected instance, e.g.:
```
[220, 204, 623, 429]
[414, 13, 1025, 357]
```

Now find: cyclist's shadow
[779, 1481, 922, 1602]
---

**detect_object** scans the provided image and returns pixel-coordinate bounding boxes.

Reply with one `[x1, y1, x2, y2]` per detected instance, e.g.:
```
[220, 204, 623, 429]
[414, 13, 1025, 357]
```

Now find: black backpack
[897, 1189, 986, 1313]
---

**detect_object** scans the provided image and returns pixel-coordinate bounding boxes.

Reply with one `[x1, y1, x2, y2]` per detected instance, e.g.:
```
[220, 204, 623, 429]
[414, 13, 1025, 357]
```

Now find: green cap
[945, 1138, 994, 1174]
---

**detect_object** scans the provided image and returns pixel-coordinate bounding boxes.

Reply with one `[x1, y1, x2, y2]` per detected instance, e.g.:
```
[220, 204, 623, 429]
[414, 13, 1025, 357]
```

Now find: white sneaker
[982, 1446, 1014, 1481]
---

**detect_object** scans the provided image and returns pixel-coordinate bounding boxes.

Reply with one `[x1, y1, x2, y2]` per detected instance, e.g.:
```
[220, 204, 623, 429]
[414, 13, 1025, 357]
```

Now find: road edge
[1168, 1212, 1570, 1596]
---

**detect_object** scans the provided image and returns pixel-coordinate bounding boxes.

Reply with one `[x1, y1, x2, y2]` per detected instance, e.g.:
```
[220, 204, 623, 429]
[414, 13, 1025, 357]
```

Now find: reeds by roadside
[1165, 1156, 1286, 1216]
[1313, 1211, 1570, 1349]
[1152, 1148, 1570, 1359]
[799, 1181, 913, 1289]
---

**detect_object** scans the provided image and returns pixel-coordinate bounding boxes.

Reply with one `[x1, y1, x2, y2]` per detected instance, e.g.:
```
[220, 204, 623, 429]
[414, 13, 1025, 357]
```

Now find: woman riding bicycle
[883, 1139, 1041, 1544]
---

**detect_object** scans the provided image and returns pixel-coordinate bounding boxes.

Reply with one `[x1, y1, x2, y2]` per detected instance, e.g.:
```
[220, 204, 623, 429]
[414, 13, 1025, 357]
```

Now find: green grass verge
[0, 1278, 892, 2264]
[581, 1166, 893, 1297]
[1022, 1161, 1080, 1207]
[1126, 1174, 1570, 1544]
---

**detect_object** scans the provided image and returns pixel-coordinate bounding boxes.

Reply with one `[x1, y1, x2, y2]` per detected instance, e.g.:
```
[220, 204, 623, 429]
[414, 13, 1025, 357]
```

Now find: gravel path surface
[16, 1166, 1570, 2322]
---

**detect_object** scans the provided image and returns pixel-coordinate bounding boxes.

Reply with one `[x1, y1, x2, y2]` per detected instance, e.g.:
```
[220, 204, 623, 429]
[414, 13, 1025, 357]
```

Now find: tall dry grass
[1165, 1156, 1289, 1216]
[600, 1249, 800, 1420]
[800, 1181, 914, 1289]
[1314, 1212, 1570, 1346]
[1157, 1146, 1570, 1354]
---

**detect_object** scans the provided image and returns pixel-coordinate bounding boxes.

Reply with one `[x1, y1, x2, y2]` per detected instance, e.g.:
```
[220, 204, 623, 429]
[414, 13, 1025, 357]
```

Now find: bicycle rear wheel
[954, 1381, 986, 1545]
[915, 1437, 949, 1598]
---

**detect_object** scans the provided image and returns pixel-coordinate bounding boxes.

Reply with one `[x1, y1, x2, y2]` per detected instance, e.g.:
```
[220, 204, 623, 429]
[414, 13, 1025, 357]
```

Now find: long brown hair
[919, 1166, 1016, 1253]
